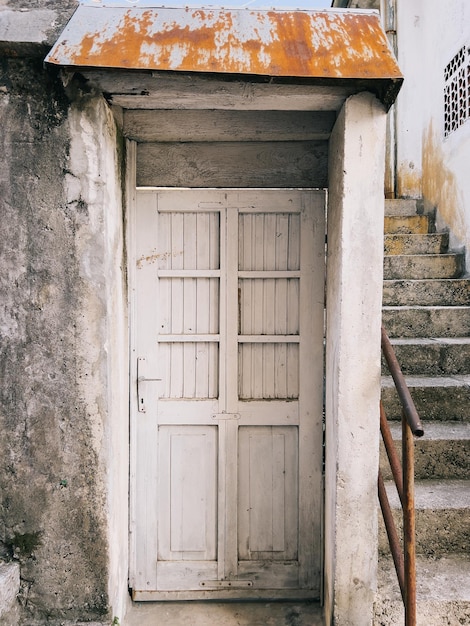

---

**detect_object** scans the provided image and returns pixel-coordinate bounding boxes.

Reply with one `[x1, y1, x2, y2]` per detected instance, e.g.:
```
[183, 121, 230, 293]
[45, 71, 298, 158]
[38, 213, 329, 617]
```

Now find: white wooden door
[131, 189, 325, 600]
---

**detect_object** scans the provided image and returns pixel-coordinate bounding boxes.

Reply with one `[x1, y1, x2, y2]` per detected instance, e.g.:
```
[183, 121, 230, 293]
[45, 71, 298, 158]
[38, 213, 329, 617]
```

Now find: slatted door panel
[238, 210, 301, 400]
[157, 209, 220, 400]
[155, 202, 222, 424]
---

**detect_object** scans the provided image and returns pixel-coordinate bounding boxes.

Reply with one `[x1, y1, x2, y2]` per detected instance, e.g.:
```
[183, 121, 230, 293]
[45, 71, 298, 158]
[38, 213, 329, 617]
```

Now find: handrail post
[402, 409, 417, 626]
[380, 326, 422, 624]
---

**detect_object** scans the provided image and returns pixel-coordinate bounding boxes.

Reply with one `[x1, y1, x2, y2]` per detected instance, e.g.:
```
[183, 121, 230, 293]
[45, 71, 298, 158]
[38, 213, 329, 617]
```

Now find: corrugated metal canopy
[46, 3, 402, 82]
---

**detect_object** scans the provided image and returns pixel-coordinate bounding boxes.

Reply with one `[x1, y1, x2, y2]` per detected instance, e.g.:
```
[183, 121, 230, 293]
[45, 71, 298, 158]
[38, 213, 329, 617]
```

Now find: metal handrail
[381, 326, 424, 436]
[379, 326, 424, 626]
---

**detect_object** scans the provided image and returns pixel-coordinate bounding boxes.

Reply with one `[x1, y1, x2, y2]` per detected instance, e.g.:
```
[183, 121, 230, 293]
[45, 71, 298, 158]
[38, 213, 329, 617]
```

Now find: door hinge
[211, 413, 240, 421]
[200, 580, 253, 588]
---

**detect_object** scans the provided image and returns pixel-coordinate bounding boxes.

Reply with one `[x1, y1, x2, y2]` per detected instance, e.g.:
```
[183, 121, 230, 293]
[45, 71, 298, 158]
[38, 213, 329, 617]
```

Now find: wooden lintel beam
[123, 110, 336, 142]
[136, 141, 328, 188]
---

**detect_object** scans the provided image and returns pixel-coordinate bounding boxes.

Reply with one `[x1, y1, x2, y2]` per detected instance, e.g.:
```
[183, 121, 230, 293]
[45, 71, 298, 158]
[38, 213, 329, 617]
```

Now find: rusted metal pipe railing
[381, 326, 424, 437]
[379, 326, 424, 626]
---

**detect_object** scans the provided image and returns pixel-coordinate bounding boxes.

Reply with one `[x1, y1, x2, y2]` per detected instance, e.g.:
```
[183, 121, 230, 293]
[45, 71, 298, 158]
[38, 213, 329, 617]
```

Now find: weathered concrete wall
[0, 55, 127, 623]
[66, 84, 129, 625]
[325, 92, 386, 625]
[395, 0, 470, 268]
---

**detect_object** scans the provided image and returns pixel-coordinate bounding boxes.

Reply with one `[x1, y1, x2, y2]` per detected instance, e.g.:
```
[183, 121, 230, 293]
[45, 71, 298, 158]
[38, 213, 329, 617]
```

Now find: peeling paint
[136, 250, 183, 268]
[45, 7, 402, 81]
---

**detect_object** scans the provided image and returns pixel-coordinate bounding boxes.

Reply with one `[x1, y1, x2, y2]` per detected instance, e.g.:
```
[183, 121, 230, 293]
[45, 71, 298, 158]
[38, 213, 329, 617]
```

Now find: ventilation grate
[444, 45, 470, 137]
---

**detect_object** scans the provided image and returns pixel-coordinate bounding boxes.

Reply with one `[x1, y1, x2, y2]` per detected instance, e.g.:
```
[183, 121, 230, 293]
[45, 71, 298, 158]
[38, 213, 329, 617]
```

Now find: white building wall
[395, 0, 470, 267]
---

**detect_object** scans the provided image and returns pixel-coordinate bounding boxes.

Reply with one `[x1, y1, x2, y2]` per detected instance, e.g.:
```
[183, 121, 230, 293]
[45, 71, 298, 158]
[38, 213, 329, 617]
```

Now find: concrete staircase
[375, 199, 470, 625]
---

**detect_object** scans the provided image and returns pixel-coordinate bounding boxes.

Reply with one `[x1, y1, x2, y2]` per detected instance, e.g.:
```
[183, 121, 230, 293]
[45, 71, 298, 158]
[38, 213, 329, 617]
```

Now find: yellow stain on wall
[397, 162, 422, 199]
[422, 121, 465, 243]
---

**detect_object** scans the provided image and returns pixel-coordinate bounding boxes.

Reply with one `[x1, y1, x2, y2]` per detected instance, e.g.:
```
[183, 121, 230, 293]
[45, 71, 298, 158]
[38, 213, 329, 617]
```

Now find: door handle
[137, 357, 161, 413]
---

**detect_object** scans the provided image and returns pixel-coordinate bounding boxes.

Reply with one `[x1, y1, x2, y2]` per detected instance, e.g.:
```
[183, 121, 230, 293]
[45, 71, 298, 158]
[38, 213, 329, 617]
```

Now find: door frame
[125, 91, 386, 619]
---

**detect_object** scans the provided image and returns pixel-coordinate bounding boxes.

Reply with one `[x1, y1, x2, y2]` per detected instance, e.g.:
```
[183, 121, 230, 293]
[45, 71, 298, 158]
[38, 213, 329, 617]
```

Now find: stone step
[374, 555, 470, 625]
[384, 215, 430, 234]
[380, 422, 470, 480]
[384, 253, 464, 280]
[383, 278, 470, 306]
[384, 198, 420, 216]
[382, 305, 470, 338]
[381, 375, 470, 421]
[378, 479, 470, 556]
[384, 232, 449, 255]
[381, 337, 470, 375]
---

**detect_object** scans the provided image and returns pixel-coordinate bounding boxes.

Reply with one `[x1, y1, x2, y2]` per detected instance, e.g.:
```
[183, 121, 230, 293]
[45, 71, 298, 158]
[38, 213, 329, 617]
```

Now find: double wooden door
[131, 189, 325, 600]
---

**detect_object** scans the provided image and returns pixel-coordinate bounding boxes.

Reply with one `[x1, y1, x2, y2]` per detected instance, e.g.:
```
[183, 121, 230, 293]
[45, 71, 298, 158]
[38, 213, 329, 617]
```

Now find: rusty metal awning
[46, 2, 402, 83]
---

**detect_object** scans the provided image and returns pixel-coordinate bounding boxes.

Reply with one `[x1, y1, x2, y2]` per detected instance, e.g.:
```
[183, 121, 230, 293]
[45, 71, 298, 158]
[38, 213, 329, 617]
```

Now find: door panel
[158, 426, 217, 560]
[238, 426, 298, 560]
[131, 189, 325, 600]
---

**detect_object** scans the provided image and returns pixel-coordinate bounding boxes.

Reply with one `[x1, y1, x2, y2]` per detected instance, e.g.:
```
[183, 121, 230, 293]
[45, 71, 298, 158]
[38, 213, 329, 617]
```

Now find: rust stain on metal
[46, 7, 402, 80]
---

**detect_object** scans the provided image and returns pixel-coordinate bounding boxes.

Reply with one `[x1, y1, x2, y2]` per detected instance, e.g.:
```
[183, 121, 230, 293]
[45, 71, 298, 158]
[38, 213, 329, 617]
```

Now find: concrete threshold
[125, 600, 324, 626]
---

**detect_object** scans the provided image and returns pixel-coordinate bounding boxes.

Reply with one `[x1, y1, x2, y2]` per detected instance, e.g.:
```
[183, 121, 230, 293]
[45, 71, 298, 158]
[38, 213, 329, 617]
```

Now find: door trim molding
[127, 139, 138, 590]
